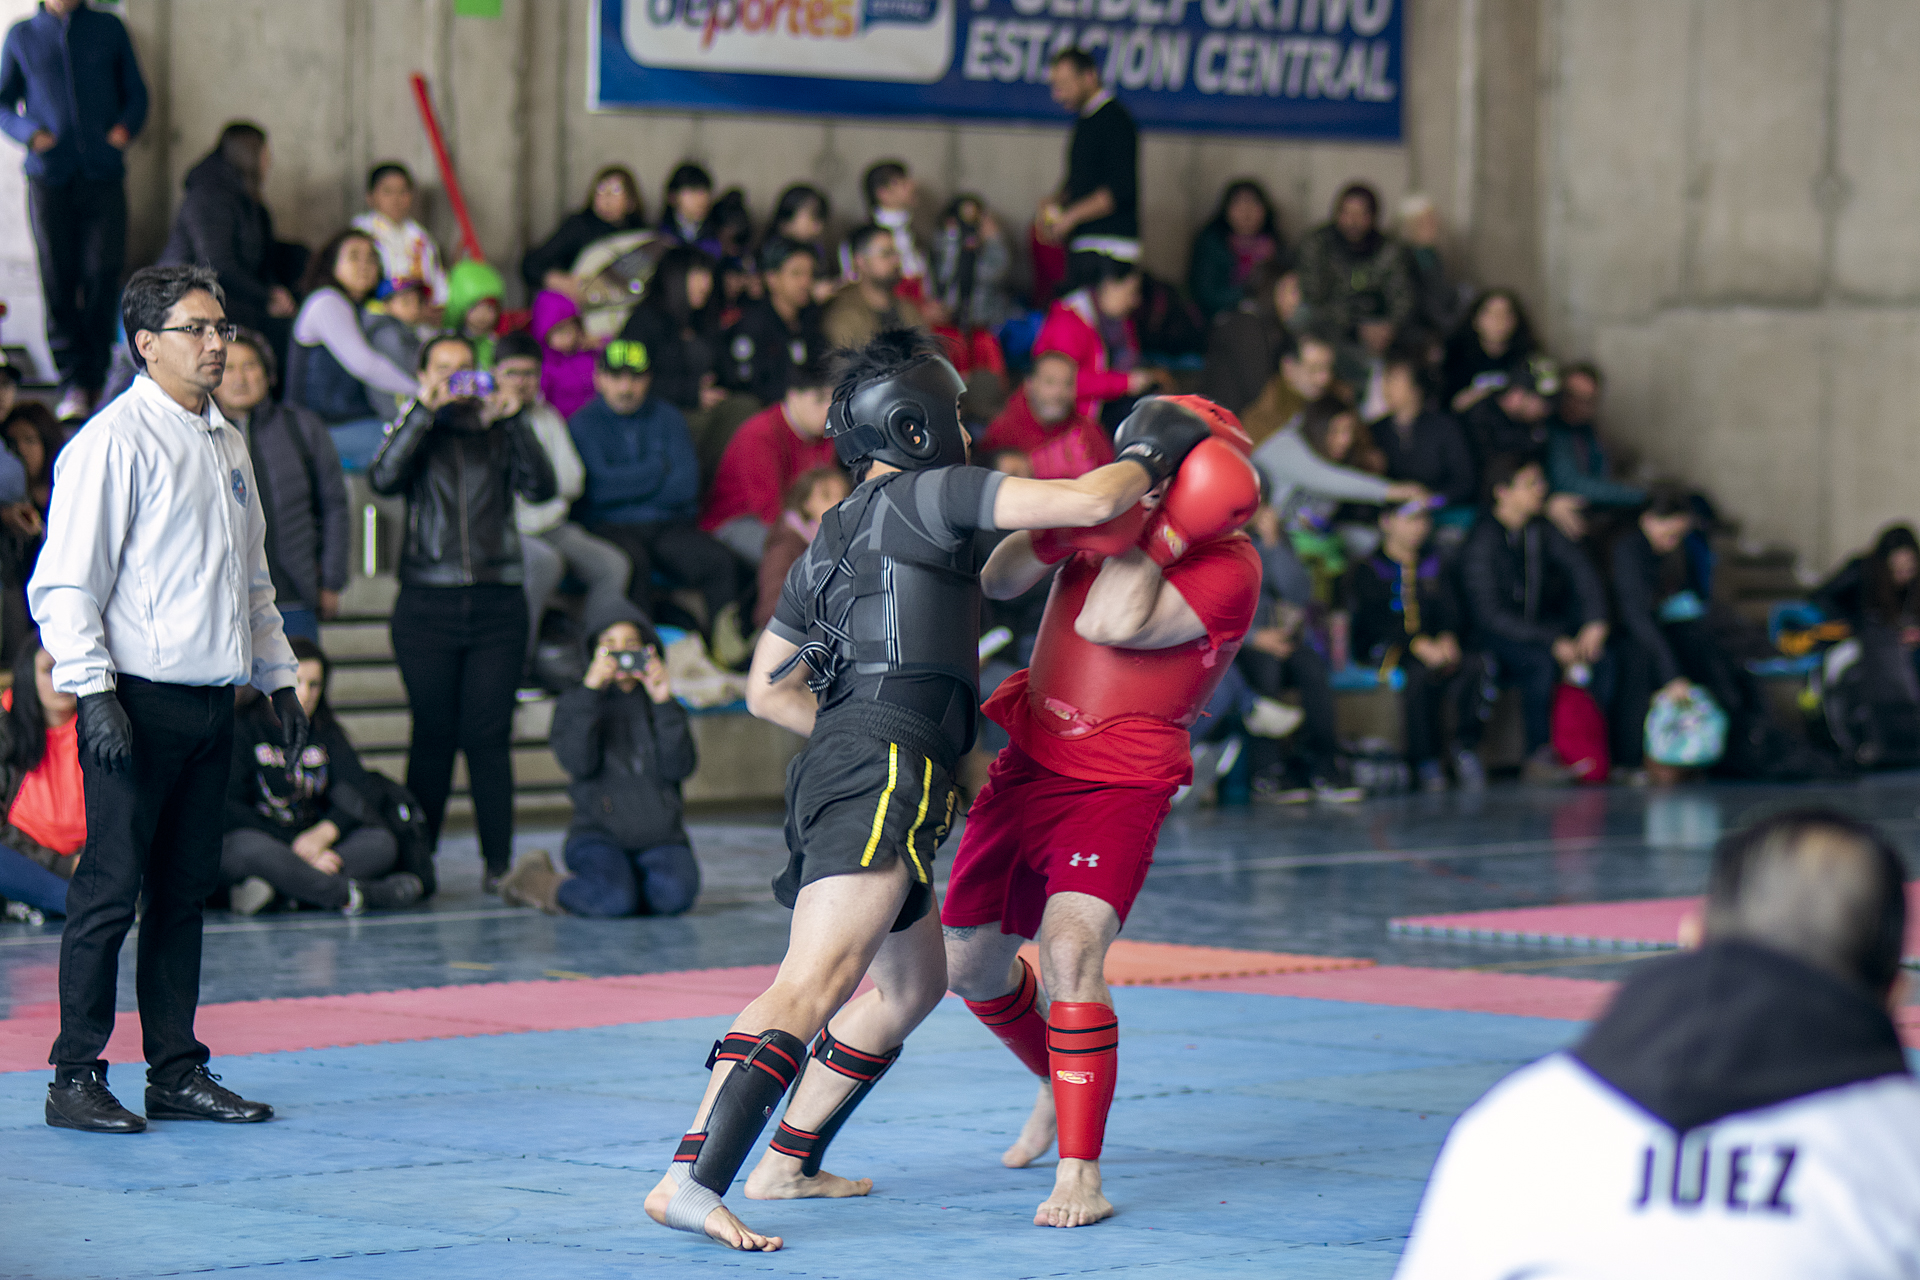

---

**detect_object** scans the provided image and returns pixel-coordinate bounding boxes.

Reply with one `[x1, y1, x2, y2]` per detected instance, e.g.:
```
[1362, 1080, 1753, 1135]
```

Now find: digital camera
[447, 369, 495, 400]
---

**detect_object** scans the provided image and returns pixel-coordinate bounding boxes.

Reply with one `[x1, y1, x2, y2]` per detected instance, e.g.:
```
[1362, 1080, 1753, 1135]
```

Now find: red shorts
[940, 744, 1176, 940]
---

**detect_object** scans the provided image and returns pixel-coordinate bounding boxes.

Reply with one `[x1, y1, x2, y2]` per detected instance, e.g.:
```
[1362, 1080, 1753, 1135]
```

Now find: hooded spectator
[158, 122, 304, 360]
[532, 289, 598, 419]
[445, 259, 505, 369]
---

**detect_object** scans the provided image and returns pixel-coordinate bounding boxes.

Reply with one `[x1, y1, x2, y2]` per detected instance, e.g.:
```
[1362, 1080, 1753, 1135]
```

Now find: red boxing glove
[1139, 437, 1261, 568]
[1030, 504, 1148, 565]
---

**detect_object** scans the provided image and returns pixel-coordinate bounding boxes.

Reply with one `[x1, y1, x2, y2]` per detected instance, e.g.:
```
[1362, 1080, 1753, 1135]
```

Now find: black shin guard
[677, 1030, 809, 1195]
[767, 1028, 901, 1177]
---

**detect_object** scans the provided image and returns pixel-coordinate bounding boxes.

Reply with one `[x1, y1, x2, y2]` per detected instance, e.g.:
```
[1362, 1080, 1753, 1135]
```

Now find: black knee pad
[768, 1028, 901, 1178]
[676, 1029, 808, 1195]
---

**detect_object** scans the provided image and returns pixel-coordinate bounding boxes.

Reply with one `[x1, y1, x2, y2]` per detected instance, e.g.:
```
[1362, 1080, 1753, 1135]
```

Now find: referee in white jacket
[1396, 806, 1920, 1279]
[29, 265, 309, 1134]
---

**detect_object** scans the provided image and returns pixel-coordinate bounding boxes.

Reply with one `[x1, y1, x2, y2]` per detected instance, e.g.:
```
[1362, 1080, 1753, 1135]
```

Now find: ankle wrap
[1048, 1001, 1119, 1161]
[772, 1027, 902, 1177]
[674, 1028, 807, 1197]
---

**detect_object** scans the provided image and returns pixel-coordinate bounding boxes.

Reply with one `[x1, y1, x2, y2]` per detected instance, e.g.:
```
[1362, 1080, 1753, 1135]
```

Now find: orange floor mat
[1016, 938, 1374, 986]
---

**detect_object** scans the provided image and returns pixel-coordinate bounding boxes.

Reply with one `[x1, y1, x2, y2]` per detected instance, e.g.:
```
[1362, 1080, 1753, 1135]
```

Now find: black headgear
[826, 352, 968, 473]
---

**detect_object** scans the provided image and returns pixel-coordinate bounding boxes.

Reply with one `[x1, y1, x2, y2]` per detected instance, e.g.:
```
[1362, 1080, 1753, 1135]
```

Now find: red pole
[409, 72, 486, 263]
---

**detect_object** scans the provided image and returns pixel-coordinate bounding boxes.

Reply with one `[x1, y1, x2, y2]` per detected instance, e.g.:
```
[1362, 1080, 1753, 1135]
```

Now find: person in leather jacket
[369, 333, 556, 889]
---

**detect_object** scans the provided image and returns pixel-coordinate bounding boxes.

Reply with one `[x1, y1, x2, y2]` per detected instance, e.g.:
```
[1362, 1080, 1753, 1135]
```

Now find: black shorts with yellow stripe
[775, 723, 959, 932]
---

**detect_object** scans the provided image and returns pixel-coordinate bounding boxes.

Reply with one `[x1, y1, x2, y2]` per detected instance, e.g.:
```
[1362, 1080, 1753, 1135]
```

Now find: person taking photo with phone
[368, 333, 556, 892]
[496, 599, 700, 918]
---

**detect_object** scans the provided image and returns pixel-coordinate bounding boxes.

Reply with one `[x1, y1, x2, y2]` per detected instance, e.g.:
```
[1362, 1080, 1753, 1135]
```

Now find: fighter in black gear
[644, 329, 1203, 1251]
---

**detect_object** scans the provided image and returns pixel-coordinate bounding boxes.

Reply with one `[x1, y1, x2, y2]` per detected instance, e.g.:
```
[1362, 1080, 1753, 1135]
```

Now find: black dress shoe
[145, 1067, 273, 1123]
[47, 1069, 146, 1133]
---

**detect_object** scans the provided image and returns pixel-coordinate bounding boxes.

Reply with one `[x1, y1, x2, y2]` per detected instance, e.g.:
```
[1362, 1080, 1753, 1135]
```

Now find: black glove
[266, 686, 311, 776]
[1112, 397, 1211, 484]
[77, 692, 133, 773]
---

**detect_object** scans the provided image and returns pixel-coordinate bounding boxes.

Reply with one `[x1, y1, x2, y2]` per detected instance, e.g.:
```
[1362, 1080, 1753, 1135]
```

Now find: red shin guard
[1048, 1001, 1118, 1160]
[963, 955, 1052, 1078]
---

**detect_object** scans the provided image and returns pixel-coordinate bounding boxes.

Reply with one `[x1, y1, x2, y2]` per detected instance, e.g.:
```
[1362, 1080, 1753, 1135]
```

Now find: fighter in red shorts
[941, 396, 1262, 1228]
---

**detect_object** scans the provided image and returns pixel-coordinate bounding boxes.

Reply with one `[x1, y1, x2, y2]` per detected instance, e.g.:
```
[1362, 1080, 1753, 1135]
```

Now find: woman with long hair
[768, 184, 836, 301]
[285, 227, 420, 468]
[616, 242, 738, 416]
[0, 635, 83, 920]
[1441, 288, 1537, 412]
[1816, 525, 1920, 712]
[521, 165, 647, 300]
[1188, 179, 1283, 321]
[221, 638, 420, 916]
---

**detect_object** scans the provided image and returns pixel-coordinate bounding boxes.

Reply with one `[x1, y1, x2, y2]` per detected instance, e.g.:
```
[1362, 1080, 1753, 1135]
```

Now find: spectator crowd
[2, 16, 1915, 929]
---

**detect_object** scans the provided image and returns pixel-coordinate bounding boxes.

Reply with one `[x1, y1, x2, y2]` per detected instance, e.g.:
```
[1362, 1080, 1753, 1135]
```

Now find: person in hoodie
[977, 351, 1113, 479]
[532, 289, 598, 419]
[158, 122, 304, 365]
[1398, 806, 1920, 1278]
[445, 259, 505, 370]
[569, 341, 742, 636]
[1031, 254, 1163, 425]
[495, 600, 699, 917]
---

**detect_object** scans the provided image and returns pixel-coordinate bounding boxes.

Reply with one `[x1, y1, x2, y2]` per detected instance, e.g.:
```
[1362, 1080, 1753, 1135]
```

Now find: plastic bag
[1645, 684, 1728, 767]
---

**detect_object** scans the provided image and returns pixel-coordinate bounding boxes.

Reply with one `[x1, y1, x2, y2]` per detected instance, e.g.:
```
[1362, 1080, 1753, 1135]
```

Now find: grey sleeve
[1255, 431, 1394, 506]
[767, 546, 819, 647]
[917, 465, 1005, 540]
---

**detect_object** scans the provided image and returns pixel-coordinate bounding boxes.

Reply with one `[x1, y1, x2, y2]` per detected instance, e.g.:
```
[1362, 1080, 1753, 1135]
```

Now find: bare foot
[644, 1171, 784, 1251]
[1002, 1081, 1056, 1168]
[1035, 1157, 1113, 1228]
[743, 1151, 875, 1200]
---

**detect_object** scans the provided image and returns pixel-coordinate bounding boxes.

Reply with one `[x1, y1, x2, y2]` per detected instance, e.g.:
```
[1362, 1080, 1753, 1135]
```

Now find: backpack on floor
[356, 771, 437, 898]
[1645, 684, 1729, 768]
[1552, 682, 1611, 784]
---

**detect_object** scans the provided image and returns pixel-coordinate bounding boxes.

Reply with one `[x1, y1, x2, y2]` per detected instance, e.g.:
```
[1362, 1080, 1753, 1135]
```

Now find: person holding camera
[369, 334, 557, 892]
[497, 599, 699, 918]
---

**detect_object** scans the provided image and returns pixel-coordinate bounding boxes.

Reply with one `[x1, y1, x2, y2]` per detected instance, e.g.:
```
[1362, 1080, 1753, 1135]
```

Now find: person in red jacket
[942, 396, 1262, 1230]
[698, 363, 839, 563]
[1032, 255, 1163, 423]
[979, 351, 1113, 480]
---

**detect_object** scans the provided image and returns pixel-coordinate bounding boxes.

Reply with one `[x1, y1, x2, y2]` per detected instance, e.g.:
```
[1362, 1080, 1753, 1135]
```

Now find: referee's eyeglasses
[155, 320, 239, 344]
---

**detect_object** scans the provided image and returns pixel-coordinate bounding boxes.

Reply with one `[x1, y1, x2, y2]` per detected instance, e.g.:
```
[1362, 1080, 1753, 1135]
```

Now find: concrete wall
[1540, 0, 1920, 572]
[43, 0, 1537, 291]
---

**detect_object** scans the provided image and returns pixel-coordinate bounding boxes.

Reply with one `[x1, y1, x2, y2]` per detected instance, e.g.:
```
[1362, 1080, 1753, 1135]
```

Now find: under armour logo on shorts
[1068, 853, 1099, 868]
[1055, 1070, 1095, 1085]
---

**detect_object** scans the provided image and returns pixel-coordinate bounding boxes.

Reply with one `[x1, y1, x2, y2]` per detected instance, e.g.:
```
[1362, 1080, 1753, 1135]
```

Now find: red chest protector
[1024, 550, 1244, 736]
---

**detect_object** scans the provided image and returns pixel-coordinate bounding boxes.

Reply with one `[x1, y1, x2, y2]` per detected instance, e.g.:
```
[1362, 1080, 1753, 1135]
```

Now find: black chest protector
[772, 473, 983, 701]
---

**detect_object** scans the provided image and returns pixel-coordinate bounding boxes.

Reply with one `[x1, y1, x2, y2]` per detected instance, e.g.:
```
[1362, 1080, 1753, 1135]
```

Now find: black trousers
[27, 176, 127, 395]
[1400, 653, 1488, 764]
[53, 678, 234, 1086]
[1237, 644, 1339, 771]
[391, 584, 527, 874]
[590, 520, 741, 631]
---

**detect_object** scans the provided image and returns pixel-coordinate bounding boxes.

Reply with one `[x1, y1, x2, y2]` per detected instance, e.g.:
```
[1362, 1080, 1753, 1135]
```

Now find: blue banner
[591, 0, 1401, 140]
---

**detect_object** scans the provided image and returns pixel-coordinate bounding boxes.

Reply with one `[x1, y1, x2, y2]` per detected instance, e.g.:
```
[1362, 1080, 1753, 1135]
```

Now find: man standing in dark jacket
[570, 342, 741, 633]
[498, 599, 699, 917]
[214, 329, 348, 644]
[0, 0, 148, 419]
[1459, 454, 1609, 781]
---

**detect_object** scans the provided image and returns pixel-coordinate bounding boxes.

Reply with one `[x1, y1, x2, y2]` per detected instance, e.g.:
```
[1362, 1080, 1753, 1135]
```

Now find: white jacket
[1396, 1052, 1920, 1279]
[514, 400, 585, 536]
[29, 375, 297, 697]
